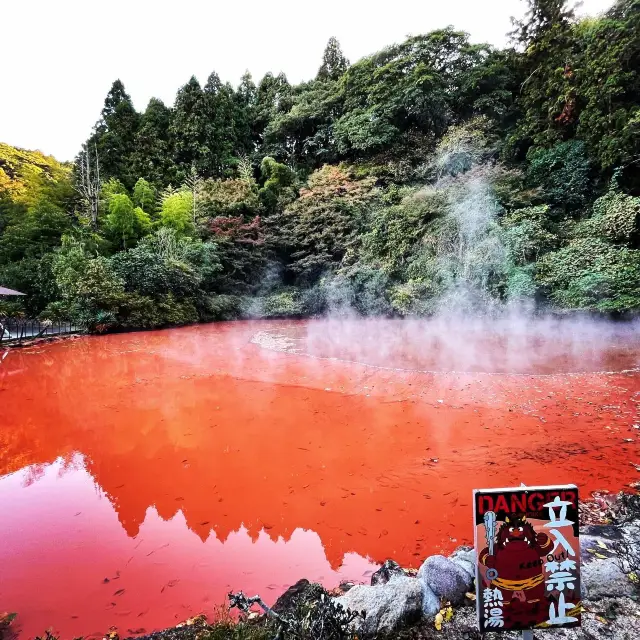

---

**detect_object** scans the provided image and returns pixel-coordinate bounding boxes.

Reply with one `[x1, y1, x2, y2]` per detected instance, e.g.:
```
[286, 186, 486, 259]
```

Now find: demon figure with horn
[479, 512, 553, 627]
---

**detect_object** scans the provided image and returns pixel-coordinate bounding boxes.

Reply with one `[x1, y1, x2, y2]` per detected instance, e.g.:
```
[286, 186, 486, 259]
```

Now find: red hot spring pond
[1, 317, 640, 638]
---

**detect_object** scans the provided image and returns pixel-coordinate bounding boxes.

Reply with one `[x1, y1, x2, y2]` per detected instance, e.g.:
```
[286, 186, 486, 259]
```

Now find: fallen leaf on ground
[434, 611, 444, 631]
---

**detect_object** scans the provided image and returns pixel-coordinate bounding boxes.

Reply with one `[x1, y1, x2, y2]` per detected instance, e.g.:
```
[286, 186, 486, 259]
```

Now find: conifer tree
[92, 80, 140, 189]
[317, 37, 349, 80]
[170, 76, 208, 179]
[131, 98, 176, 187]
[203, 72, 237, 177]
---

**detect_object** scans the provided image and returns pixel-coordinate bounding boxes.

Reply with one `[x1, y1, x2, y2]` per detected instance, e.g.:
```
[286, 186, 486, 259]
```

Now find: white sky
[2, 0, 613, 162]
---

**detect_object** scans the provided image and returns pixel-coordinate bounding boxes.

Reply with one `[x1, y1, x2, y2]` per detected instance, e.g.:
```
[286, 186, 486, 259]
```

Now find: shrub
[526, 141, 591, 209]
[537, 237, 640, 312]
[502, 205, 557, 265]
[53, 240, 125, 331]
[156, 294, 199, 325]
[200, 294, 243, 321]
[200, 178, 263, 219]
[360, 187, 448, 277]
[433, 117, 497, 178]
[506, 265, 538, 301]
[268, 165, 379, 282]
[248, 288, 306, 318]
[339, 265, 393, 316]
[117, 293, 162, 329]
[111, 242, 201, 298]
[577, 189, 640, 245]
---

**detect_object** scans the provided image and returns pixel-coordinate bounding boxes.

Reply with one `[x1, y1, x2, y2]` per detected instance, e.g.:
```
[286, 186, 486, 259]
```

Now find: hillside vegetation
[1, 0, 639, 329]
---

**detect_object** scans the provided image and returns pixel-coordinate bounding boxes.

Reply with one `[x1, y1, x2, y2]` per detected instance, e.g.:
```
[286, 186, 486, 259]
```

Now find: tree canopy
[2, 2, 640, 329]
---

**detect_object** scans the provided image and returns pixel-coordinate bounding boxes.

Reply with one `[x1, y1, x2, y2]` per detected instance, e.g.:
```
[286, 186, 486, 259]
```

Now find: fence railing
[0, 319, 78, 344]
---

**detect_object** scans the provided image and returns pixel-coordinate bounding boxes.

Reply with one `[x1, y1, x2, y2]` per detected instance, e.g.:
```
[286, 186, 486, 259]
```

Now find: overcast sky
[2, 0, 613, 162]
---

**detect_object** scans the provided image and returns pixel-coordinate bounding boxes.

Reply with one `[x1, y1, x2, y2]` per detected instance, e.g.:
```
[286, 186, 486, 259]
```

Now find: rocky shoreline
[4, 497, 638, 640]
[119, 495, 640, 640]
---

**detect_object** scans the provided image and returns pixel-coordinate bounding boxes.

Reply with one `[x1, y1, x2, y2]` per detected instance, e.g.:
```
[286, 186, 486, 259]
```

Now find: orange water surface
[1, 318, 639, 638]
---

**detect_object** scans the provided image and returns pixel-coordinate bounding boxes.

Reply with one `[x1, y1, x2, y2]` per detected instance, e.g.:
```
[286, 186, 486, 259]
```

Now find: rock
[453, 559, 475, 579]
[621, 521, 640, 558]
[579, 596, 640, 639]
[449, 546, 476, 580]
[580, 531, 621, 565]
[334, 576, 423, 637]
[338, 581, 356, 593]
[581, 523, 623, 539]
[449, 545, 475, 565]
[370, 559, 405, 586]
[582, 557, 636, 598]
[417, 555, 471, 605]
[272, 579, 327, 614]
[421, 583, 440, 618]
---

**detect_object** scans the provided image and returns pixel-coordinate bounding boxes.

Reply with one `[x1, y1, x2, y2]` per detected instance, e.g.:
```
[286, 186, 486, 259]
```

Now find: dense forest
[1, 0, 639, 331]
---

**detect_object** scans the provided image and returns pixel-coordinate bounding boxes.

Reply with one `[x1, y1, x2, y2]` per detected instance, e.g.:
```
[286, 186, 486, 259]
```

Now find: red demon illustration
[480, 514, 553, 627]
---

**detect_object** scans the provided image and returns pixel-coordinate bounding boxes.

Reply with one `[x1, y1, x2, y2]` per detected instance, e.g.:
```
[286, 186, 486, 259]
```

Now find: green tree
[572, 0, 640, 174]
[132, 178, 157, 214]
[131, 98, 177, 187]
[265, 78, 343, 169]
[507, 0, 580, 153]
[0, 200, 72, 264]
[101, 176, 128, 202]
[526, 140, 591, 208]
[202, 72, 239, 177]
[234, 72, 258, 156]
[52, 238, 125, 330]
[317, 37, 350, 80]
[160, 191, 195, 234]
[170, 77, 208, 178]
[253, 73, 293, 149]
[334, 29, 496, 158]
[105, 193, 151, 248]
[258, 157, 297, 213]
[91, 80, 141, 188]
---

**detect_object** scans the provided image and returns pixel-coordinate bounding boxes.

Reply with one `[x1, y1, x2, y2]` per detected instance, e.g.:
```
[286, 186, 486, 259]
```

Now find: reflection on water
[1, 461, 373, 639]
[1, 319, 639, 638]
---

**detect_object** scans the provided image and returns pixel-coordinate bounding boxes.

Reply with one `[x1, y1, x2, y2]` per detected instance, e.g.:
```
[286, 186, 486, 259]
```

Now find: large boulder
[334, 575, 423, 637]
[421, 583, 440, 618]
[580, 521, 638, 599]
[449, 546, 476, 580]
[582, 557, 636, 598]
[370, 559, 405, 586]
[417, 555, 472, 605]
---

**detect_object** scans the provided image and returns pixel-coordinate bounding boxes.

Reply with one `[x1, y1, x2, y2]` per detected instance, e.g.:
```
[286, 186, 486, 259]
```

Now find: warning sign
[473, 484, 581, 632]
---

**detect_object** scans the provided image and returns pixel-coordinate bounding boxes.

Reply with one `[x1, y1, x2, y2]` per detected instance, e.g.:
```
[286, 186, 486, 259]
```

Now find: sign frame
[473, 484, 581, 633]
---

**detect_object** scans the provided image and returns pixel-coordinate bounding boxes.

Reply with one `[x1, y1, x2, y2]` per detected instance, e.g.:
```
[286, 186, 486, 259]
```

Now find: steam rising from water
[246, 128, 640, 376]
[252, 316, 640, 375]
[431, 168, 508, 314]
